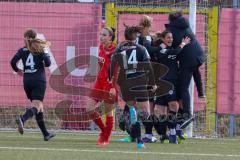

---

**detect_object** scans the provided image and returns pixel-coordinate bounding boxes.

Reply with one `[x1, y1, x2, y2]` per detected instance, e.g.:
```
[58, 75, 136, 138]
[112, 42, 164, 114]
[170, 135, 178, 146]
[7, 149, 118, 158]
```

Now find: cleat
[142, 137, 152, 143]
[151, 136, 157, 143]
[180, 115, 196, 129]
[169, 134, 178, 144]
[118, 136, 133, 142]
[15, 116, 24, 135]
[160, 135, 169, 144]
[44, 133, 56, 141]
[137, 142, 145, 149]
[142, 136, 157, 143]
[176, 129, 185, 140]
[97, 132, 107, 145]
[104, 137, 110, 145]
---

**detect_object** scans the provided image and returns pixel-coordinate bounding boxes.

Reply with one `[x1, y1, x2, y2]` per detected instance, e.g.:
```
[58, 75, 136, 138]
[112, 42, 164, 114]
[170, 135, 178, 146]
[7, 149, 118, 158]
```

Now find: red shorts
[90, 78, 118, 103]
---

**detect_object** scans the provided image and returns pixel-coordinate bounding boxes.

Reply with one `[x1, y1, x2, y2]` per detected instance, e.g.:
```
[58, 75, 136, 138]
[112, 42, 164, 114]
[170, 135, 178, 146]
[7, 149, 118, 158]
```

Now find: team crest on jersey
[169, 90, 174, 95]
[98, 57, 105, 63]
[168, 55, 177, 59]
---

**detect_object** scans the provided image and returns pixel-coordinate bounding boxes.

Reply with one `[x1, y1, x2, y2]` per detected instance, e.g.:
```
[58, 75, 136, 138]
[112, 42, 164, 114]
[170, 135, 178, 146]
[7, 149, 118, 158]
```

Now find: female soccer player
[10, 28, 55, 141]
[137, 15, 168, 143]
[109, 25, 157, 149]
[87, 27, 117, 145]
[153, 30, 190, 144]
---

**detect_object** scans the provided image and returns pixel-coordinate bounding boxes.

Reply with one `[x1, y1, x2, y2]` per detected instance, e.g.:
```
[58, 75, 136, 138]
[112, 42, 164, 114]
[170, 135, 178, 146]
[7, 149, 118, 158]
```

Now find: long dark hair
[123, 24, 142, 41]
[153, 30, 172, 46]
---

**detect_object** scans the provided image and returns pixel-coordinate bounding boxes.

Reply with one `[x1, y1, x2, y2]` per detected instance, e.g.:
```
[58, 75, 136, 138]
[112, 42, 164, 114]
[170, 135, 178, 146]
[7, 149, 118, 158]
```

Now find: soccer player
[137, 15, 168, 143]
[10, 28, 55, 141]
[87, 27, 117, 145]
[153, 30, 190, 144]
[109, 25, 157, 149]
[118, 103, 135, 142]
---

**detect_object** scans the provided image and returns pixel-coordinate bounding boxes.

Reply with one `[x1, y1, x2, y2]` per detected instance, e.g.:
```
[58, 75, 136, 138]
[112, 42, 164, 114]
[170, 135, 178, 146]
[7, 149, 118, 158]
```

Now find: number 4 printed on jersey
[26, 53, 35, 70]
[128, 50, 137, 64]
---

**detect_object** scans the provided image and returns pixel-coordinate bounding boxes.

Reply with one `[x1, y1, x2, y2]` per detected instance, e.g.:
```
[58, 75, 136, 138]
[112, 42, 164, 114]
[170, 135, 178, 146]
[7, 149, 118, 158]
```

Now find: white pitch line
[0, 146, 240, 157]
[2, 135, 239, 145]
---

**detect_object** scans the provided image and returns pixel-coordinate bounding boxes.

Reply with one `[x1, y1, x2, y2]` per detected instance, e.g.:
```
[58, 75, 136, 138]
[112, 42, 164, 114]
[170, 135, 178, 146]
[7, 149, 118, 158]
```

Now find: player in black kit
[153, 30, 190, 144]
[109, 25, 157, 149]
[10, 29, 55, 141]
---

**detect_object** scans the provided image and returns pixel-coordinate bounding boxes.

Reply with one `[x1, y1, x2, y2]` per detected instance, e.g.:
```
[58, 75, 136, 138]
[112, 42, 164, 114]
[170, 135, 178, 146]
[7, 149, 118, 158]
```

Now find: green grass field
[0, 131, 240, 160]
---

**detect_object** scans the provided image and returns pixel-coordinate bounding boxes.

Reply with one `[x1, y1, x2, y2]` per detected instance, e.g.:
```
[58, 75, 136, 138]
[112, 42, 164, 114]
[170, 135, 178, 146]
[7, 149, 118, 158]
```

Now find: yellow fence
[105, 3, 218, 134]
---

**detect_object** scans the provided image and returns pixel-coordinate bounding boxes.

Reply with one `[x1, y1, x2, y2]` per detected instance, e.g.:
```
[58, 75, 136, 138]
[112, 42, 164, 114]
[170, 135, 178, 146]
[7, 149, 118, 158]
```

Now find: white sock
[170, 129, 176, 135]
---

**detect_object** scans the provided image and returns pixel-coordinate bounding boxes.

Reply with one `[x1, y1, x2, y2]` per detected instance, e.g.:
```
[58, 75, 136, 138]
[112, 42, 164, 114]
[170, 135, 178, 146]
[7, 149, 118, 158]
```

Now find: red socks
[105, 116, 114, 143]
[93, 112, 114, 145]
[92, 112, 105, 131]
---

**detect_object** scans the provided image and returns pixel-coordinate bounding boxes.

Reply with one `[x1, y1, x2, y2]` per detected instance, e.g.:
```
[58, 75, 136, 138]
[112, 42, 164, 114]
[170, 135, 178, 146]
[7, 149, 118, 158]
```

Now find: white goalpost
[187, 0, 197, 138]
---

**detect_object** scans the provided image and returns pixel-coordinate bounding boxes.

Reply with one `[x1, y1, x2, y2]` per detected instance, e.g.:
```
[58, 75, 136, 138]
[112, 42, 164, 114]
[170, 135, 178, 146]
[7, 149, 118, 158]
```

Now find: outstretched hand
[160, 43, 167, 49]
[151, 84, 157, 92]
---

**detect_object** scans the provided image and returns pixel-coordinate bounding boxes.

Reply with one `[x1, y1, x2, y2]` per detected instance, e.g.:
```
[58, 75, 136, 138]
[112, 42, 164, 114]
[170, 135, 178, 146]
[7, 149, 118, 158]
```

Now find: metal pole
[187, 0, 197, 138]
[232, 0, 238, 8]
[229, 2, 238, 137]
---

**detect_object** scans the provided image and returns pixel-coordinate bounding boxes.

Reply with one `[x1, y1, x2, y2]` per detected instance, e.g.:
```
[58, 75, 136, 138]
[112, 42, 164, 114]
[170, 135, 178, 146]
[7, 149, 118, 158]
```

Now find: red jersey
[97, 43, 116, 80]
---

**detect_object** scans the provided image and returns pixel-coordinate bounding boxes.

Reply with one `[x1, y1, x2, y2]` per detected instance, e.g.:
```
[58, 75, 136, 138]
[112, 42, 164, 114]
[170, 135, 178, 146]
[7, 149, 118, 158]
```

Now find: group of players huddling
[11, 11, 205, 149]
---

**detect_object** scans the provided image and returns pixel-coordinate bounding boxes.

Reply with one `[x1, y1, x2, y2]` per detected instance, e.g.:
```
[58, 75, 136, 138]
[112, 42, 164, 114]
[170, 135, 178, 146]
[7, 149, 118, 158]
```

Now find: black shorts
[24, 80, 46, 101]
[119, 72, 151, 102]
[120, 85, 149, 102]
[155, 80, 177, 106]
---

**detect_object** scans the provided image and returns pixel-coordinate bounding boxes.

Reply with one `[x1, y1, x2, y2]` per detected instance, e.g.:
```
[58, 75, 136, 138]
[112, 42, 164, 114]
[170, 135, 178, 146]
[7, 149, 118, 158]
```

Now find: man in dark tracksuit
[165, 14, 205, 119]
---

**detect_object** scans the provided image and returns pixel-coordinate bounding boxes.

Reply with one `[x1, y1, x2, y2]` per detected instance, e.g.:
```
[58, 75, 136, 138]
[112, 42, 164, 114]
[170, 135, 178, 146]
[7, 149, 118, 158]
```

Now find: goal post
[105, 1, 218, 136]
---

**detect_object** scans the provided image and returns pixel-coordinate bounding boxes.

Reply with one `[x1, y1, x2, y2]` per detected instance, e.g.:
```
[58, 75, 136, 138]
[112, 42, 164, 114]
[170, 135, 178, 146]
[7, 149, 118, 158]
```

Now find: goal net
[0, 0, 216, 137]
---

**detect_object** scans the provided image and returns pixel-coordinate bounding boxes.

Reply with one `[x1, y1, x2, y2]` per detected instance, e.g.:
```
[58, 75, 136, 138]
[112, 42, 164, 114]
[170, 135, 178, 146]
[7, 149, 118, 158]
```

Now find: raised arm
[156, 36, 191, 58]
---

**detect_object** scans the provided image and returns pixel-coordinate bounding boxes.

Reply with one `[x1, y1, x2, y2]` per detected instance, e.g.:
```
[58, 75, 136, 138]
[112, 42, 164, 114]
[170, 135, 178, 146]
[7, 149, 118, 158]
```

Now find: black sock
[35, 112, 49, 137]
[143, 115, 154, 135]
[154, 115, 167, 136]
[21, 107, 38, 123]
[177, 108, 185, 126]
[123, 104, 130, 113]
[130, 122, 142, 143]
[168, 111, 177, 130]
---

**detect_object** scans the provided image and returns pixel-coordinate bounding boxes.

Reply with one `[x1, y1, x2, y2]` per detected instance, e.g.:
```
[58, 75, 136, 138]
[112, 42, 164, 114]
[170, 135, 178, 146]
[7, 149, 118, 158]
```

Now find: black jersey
[10, 47, 51, 82]
[141, 35, 166, 62]
[136, 35, 155, 61]
[154, 46, 182, 81]
[110, 41, 155, 86]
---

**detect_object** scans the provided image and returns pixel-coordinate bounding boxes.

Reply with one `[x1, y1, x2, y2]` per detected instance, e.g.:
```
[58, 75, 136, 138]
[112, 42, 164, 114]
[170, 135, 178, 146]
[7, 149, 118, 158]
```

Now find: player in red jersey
[87, 27, 117, 145]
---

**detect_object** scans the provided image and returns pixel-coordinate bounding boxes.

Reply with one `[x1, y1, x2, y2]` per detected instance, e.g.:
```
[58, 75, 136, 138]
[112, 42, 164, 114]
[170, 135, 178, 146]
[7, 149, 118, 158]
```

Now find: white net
[0, 0, 215, 137]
